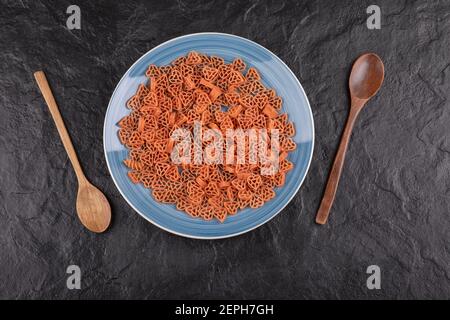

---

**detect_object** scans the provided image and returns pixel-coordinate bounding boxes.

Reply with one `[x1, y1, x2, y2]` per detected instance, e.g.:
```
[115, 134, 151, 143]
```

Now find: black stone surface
[1, 0, 449, 299]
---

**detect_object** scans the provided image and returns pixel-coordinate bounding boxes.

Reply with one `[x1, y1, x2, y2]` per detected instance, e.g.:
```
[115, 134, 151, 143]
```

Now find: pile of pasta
[117, 51, 296, 222]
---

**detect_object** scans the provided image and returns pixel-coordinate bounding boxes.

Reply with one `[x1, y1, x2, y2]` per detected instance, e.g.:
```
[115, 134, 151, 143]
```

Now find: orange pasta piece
[246, 174, 262, 191]
[245, 67, 260, 81]
[262, 104, 278, 118]
[284, 122, 295, 136]
[127, 171, 140, 184]
[209, 87, 222, 102]
[238, 189, 253, 201]
[231, 178, 246, 191]
[250, 195, 264, 208]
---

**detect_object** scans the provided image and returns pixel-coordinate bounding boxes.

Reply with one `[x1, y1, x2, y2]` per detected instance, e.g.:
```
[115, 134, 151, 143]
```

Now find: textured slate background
[1, 0, 449, 299]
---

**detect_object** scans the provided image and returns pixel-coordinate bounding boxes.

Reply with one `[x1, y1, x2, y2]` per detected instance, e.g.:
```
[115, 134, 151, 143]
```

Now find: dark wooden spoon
[315, 53, 385, 225]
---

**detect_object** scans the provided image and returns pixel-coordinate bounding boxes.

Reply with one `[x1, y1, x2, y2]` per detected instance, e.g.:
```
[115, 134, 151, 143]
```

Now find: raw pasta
[117, 52, 296, 222]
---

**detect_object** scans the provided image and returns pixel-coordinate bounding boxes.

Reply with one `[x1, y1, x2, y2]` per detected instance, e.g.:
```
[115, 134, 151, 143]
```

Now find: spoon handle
[315, 101, 364, 224]
[34, 71, 87, 184]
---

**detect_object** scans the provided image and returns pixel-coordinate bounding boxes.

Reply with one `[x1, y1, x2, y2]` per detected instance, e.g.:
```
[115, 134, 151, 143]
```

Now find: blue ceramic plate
[104, 33, 314, 239]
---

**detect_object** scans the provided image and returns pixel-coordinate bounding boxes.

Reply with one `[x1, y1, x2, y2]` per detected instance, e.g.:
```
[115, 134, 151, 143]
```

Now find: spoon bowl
[76, 182, 111, 233]
[349, 53, 385, 101]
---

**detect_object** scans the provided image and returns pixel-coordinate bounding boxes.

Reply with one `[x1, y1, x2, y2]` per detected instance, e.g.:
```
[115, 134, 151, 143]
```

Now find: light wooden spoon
[34, 71, 111, 233]
[315, 53, 385, 225]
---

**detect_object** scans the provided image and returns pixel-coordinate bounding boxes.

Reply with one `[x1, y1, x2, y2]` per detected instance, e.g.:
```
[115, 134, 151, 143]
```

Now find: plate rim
[103, 32, 315, 239]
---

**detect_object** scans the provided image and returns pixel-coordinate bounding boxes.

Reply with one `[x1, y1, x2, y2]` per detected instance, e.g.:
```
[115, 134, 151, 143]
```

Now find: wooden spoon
[315, 53, 384, 225]
[34, 71, 111, 233]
